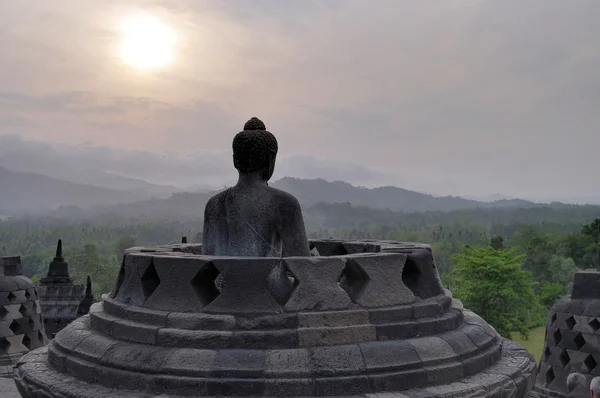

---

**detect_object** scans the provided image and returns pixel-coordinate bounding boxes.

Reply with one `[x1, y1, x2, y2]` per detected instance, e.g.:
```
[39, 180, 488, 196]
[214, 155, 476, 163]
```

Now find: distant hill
[272, 178, 539, 212]
[47, 177, 546, 221]
[0, 166, 152, 214]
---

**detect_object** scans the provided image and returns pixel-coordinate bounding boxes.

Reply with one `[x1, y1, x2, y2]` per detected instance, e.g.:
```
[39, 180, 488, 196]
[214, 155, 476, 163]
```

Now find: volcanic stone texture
[13, 241, 537, 397]
[0, 256, 47, 378]
[535, 270, 600, 398]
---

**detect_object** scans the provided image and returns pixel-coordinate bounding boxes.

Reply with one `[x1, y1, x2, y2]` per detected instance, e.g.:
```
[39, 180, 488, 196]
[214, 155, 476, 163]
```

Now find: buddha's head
[232, 117, 278, 181]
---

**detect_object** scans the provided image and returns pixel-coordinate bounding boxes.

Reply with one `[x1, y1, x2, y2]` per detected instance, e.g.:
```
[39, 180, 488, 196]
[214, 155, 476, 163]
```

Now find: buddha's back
[202, 118, 310, 258]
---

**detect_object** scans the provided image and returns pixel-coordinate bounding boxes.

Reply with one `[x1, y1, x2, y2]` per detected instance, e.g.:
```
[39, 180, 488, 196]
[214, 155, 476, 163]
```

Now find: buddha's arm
[202, 198, 218, 255]
[280, 198, 311, 257]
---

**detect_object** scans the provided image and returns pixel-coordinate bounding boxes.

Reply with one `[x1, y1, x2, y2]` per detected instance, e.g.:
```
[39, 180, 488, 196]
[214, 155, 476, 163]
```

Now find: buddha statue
[202, 117, 310, 257]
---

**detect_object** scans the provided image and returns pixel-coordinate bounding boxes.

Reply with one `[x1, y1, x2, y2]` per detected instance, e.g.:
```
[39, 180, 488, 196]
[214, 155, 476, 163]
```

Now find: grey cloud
[0, 0, 599, 198]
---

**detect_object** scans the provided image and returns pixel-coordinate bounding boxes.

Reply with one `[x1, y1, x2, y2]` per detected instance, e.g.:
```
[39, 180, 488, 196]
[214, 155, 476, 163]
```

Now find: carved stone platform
[14, 241, 537, 397]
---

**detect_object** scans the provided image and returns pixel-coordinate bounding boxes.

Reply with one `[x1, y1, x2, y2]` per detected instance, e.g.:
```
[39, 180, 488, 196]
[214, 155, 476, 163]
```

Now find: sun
[118, 14, 177, 71]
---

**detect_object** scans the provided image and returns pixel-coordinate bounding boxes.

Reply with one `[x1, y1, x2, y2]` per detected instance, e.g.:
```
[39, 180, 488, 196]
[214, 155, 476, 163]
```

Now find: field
[511, 326, 546, 361]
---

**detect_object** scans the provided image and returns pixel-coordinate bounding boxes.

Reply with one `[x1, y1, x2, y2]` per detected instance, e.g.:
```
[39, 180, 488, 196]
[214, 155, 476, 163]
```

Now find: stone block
[314, 374, 370, 396]
[360, 340, 422, 372]
[283, 257, 351, 312]
[235, 313, 298, 330]
[157, 328, 232, 348]
[298, 310, 369, 327]
[111, 320, 159, 345]
[572, 271, 600, 299]
[212, 348, 266, 377]
[230, 329, 298, 349]
[368, 368, 428, 392]
[346, 254, 415, 308]
[99, 343, 172, 373]
[143, 255, 215, 312]
[114, 253, 153, 307]
[264, 348, 311, 377]
[308, 344, 365, 376]
[158, 348, 215, 376]
[263, 378, 316, 397]
[376, 321, 419, 340]
[166, 312, 236, 330]
[409, 336, 456, 364]
[205, 257, 282, 314]
[205, 378, 265, 397]
[440, 330, 479, 360]
[298, 324, 375, 347]
[369, 305, 414, 323]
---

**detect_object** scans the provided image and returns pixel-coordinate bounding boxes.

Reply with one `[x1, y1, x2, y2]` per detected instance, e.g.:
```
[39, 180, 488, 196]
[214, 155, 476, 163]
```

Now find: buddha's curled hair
[233, 117, 278, 173]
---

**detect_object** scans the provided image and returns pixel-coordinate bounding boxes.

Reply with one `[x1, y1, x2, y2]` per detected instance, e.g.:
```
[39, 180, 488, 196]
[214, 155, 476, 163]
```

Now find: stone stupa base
[14, 336, 535, 398]
[12, 241, 538, 397]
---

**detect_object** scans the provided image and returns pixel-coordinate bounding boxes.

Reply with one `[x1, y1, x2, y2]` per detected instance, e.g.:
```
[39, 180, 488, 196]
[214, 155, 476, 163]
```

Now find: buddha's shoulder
[205, 189, 230, 207]
[265, 186, 301, 207]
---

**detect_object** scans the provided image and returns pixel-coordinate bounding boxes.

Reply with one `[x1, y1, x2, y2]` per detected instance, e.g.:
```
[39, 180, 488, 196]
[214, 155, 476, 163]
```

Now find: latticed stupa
[534, 269, 600, 397]
[0, 256, 47, 378]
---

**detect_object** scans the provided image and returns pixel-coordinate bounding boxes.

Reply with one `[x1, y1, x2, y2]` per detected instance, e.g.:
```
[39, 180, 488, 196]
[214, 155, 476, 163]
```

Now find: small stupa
[37, 240, 94, 338]
[534, 269, 600, 397]
[0, 256, 47, 378]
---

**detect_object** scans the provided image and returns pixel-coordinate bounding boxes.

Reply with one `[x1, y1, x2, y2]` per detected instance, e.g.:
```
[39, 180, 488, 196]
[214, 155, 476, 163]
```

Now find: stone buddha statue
[202, 117, 310, 257]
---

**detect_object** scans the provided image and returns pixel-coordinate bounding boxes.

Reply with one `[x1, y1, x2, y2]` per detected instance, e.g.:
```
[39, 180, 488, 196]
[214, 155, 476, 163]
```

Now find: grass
[510, 326, 546, 361]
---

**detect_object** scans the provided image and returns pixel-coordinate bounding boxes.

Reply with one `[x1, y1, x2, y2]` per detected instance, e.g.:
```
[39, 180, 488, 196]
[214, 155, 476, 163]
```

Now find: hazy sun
[118, 14, 177, 70]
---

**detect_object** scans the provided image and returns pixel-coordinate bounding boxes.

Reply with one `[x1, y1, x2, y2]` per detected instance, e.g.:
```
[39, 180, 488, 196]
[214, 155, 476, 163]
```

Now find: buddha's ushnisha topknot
[233, 118, 278, 173]
[243, 117, 266, 131]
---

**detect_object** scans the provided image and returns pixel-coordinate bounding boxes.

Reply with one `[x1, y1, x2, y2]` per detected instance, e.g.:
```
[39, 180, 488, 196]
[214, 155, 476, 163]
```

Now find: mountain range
[0, 165, 587, 219]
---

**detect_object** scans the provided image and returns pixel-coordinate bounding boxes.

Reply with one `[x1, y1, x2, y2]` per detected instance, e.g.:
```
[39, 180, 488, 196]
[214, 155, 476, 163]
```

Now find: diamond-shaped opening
[574, 332, 586, 350]
[7, 292, 16, 302]
[559, 350, 570, 367]
[545, 367, 555, 386]
[140, 261, 160, 300]
[28, 318, 35, 329]
[9, 320, 20, 334]
[21, 334, 32, 350]
[25, 290, 31, 300]
[0, 337, 9, 351]
[190, 262, 220, 306]
[38, 331, 44, 342]
[553, 329, 562, 345]
[589, 318, 600, 333]
[544, 345, 552, 360]
[266, 262, 297, 306]
[584, 354, 597, 372]
[551, 313, 557, 325]
[566, 315, 577, 330]
[0, 307, 8, 319]
[19, 304, 28, 317]
[338, 260, 369, 302]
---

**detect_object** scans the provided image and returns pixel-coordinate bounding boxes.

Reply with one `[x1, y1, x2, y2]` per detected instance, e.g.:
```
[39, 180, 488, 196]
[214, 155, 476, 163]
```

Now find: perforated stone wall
[535, 270, 600, 398]
[0, 256, 47, 378]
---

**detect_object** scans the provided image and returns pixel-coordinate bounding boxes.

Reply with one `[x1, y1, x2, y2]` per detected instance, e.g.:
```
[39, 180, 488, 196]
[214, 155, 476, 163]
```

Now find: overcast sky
[0, 0, 598, 199]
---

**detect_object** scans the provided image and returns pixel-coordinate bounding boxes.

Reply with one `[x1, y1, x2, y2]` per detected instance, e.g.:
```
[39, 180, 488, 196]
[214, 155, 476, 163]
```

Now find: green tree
[490, 235, 504, 250]
[451, 245, 540, 339]
[114, 236, 137, 259]
[539, 282, 565, 309]
[582, 218, 600, 267]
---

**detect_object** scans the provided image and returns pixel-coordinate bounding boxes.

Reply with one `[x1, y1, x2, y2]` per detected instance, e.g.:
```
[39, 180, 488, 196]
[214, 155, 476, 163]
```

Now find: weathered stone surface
[284, 257, 351, 311]
[0, 256, 47, 378]
[205, 257, 282, 314]
[14, 240, 536, 397]
[346, 254, 415, 308]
